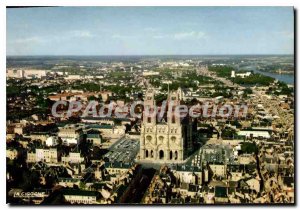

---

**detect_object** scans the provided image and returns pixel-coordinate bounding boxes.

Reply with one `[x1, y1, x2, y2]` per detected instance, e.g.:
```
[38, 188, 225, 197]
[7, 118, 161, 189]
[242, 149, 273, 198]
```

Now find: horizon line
[6, 53, 294, 57]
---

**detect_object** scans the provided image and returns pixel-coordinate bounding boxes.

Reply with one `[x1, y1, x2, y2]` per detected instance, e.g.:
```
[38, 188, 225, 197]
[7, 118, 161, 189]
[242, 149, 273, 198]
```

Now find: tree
[87, 95, 97, 101]
[21, 170, 41, 191]
[57, 137, 63, 146]
[241, 142, 258, 154]
[113, 118, 122, 125]
[243, 88, 253, 95]
[232, 73, 274, 86]
[221, 127, 237, 139]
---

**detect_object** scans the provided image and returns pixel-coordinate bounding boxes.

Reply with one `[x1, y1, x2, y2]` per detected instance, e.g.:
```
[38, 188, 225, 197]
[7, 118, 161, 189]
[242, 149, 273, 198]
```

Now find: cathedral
[139, 89, 194, 163]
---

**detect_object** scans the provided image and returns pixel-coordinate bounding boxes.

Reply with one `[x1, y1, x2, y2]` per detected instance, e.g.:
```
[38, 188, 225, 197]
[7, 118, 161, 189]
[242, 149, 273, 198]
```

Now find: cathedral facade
[139, 89, 194, 163]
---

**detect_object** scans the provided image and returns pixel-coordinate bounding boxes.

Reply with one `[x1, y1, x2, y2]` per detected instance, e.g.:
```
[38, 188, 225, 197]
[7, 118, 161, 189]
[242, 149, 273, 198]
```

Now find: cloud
[152, 31, 206, 40]
[9, 30, 95, 45]
[144, 27, 159, 32]
[69, 30, 95, 38]
[153, 34, 168, 39]
[11, 36, 46, 44]
[112, 34, 137, 39]
[271, 31, 293, 41]
[173, 31, 205, 40]
[183, 22, 199, 26]
[278, 31, 294, 39]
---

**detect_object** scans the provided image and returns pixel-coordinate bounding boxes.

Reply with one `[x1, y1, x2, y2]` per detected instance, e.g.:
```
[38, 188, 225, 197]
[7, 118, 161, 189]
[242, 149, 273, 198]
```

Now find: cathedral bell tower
[139, 88, 192, 163]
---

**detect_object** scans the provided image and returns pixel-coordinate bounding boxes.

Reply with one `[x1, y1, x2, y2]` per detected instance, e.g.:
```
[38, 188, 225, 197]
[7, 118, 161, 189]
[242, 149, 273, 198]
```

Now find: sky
[6, 7, 294, 56]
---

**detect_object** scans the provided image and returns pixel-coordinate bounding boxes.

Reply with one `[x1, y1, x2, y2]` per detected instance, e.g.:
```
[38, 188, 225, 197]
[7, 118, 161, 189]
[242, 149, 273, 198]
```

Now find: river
[239, 65, 294, 85]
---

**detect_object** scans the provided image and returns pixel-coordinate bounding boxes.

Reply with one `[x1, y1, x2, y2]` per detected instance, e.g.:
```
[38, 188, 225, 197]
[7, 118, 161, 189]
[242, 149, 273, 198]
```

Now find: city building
[62, 152, 85, 164]
[27, 148, 59, 163]
[139, 89, 194, 163]
[58, 124, 83, 145]
[62, 189, 100, 204]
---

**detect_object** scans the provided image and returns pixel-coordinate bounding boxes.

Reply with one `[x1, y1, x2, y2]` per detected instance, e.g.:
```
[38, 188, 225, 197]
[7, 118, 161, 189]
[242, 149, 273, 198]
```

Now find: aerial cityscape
[6, 7, 294, 205]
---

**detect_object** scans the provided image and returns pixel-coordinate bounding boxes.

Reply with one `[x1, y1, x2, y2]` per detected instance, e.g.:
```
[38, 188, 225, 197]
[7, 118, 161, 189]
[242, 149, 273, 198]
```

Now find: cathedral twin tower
[139, 89, 194, 163]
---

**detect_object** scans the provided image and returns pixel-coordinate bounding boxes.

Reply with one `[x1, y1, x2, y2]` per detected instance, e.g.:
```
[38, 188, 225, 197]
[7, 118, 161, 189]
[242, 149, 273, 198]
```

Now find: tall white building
[231, 70, 236, 78]
[27, 148, 58, 163]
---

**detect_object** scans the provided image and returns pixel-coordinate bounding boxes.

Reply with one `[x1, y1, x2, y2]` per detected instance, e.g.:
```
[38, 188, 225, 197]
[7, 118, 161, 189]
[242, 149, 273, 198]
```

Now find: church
[139, 89, 195, 163]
